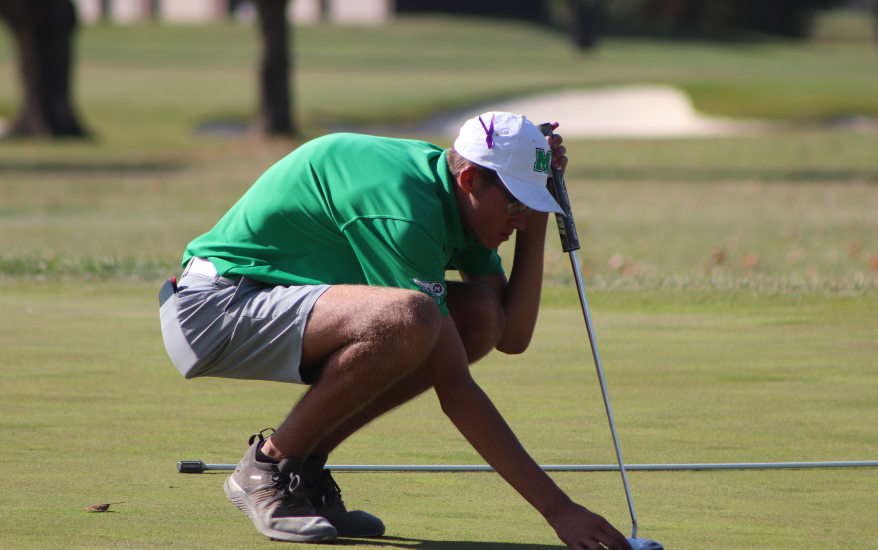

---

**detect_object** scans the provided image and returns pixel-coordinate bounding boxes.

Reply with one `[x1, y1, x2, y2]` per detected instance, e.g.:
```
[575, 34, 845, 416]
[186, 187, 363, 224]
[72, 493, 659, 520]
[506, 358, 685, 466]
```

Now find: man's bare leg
[301, 281, 506, 456]
[262, 285, 442, 462]
[224, 285, 435, 542]
[252, 281, 503, 537]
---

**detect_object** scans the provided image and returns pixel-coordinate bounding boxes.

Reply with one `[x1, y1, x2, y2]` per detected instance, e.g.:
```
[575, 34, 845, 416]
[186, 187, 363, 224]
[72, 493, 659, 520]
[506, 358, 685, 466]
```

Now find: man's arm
[462, 210, 550, 354]
[461, 127, 567, 354]
[428, 315, 633, 550]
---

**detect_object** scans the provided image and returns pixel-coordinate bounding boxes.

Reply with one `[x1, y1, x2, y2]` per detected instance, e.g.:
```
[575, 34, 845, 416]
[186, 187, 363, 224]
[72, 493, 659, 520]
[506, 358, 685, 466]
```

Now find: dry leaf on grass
[85, 502, 124, 513]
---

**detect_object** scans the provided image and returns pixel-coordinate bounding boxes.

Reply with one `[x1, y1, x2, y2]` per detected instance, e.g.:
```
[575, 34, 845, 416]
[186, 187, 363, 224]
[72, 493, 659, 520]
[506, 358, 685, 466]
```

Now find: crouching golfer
[159, 112, 633, 550]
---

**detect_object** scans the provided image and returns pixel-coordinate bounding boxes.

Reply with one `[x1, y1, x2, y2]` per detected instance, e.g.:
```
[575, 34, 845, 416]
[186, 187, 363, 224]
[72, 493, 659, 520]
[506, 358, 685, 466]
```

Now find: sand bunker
[418, 85, 771, 139]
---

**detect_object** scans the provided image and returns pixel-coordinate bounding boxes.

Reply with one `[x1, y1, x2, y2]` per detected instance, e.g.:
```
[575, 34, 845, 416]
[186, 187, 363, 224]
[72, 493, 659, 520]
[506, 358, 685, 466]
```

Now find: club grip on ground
[177, 460, 208, 473]
[538, 123, 580, 253]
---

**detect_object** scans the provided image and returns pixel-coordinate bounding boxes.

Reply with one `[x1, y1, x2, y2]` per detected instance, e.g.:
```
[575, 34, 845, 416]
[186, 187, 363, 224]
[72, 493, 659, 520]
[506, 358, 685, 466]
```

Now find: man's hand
[545, 121, 568, 173]
[547, 500, 634, 550]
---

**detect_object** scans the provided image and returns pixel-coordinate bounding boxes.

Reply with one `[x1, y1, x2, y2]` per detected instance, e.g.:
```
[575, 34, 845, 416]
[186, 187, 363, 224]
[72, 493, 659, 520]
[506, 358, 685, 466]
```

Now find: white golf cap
[454, 112, 564, 215]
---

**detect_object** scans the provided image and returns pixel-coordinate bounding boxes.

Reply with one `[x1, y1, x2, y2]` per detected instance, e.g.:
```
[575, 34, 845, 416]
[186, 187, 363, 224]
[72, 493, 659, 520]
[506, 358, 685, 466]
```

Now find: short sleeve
[448, 242, 504, 276]
[342, 216, 452, 316]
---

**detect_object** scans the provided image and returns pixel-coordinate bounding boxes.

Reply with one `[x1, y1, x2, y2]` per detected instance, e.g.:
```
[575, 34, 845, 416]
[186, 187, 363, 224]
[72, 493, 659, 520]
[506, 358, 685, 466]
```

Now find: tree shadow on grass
[0, 160, 186, 175]
[335, 536, 561, 550]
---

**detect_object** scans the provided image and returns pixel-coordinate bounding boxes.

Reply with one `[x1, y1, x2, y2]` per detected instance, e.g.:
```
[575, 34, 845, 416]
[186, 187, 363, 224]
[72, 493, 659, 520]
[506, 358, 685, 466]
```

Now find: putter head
[627, 538, 664, 550]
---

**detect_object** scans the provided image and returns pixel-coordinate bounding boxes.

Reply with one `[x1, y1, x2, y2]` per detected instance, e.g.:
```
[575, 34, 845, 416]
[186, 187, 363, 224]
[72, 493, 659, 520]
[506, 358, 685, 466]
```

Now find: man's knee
[446, 282, 506, 361]
[372, 289, 443, 345]
[302, 286, 441, 370]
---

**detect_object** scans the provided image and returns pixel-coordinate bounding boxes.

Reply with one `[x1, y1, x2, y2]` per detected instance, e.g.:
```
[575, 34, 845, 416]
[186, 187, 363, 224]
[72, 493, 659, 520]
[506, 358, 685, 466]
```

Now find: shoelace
[269, 472, 311, 508]
[317, 469, 344, 507]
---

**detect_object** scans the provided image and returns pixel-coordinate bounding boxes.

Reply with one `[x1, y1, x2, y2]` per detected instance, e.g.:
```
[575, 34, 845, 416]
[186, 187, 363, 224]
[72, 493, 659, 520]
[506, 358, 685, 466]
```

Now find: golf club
[177, 460, 878, 473]
[538, 123, 663, 550]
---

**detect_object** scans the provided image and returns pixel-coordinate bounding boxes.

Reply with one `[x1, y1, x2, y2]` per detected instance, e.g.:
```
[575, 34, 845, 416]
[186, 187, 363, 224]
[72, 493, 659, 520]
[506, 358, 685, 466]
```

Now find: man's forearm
[432, 358, 572, 519]
[430, 317, 632, 550]
[496, 211, 550, 353]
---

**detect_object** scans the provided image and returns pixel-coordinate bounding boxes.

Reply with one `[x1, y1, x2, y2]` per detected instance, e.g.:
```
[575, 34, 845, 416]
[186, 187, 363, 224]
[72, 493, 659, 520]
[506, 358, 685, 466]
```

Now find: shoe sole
[224, 476, 338, 543]
[320, 513, 385, 539]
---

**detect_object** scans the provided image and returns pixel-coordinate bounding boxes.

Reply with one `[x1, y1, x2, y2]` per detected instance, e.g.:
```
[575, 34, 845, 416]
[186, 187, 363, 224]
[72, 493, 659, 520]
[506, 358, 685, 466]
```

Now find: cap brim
[497, 173, 565, 215]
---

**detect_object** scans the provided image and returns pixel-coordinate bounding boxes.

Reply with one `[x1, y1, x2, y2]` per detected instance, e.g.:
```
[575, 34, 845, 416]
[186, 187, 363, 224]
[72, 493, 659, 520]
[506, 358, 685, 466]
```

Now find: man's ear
[458, 165, 479, 195]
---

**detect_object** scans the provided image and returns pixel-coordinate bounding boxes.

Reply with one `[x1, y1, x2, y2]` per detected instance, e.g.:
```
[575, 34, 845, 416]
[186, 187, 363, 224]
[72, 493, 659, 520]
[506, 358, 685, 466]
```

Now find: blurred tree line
[566, 0, 851, 44]
[399, 0, 861, 48]
[0, 0, 874, 139]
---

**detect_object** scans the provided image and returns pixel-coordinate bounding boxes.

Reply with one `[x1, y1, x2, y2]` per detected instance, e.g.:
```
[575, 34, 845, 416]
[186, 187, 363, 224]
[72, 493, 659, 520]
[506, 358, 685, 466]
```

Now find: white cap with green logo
[454, 111, 564, 215]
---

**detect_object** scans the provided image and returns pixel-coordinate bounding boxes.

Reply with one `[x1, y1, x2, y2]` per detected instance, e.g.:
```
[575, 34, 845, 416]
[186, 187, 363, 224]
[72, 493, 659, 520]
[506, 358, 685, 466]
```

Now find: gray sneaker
[224, 439, 337, 543]
[303, 455, 385, 538]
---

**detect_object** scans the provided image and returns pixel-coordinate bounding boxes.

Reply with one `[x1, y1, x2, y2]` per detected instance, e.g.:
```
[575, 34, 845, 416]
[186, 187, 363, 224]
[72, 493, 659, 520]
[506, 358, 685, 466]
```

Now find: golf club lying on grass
[537, 123, 663, 550]
[177, 460, 878, 473]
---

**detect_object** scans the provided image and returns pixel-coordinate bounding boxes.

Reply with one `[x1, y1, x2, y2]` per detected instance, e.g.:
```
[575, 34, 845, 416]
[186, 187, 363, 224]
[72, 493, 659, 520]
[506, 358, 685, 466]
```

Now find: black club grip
[177, 460, 207, 473]
[538, 123, 580, 253]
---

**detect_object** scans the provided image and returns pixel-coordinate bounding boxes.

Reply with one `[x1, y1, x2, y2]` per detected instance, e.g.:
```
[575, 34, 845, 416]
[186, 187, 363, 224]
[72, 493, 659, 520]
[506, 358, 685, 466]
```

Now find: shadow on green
[336, 537, 562, 549]
[0, 160, 186, 174]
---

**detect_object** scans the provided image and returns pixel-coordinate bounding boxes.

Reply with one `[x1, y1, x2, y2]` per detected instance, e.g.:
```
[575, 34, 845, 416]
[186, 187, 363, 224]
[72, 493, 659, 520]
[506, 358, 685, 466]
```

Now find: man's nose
[510, 213, 528, 231]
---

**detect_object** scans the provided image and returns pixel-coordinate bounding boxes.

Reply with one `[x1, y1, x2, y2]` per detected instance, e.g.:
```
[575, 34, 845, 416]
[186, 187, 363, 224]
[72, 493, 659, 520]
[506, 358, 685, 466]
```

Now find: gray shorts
[159, 270, 330, 384]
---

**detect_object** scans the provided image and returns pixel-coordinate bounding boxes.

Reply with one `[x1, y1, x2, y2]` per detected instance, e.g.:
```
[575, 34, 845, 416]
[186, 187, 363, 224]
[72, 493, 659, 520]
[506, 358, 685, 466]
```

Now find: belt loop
[182, 258, 195, 277]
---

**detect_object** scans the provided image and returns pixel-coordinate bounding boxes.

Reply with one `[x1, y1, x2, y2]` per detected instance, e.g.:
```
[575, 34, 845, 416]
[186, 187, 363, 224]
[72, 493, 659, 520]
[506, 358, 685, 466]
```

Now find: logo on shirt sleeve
[412, 278, 447, 304]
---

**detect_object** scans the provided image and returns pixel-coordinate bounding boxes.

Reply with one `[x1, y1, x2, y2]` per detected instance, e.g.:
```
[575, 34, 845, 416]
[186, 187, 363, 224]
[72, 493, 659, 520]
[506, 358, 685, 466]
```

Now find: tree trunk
[569, 0, 606, 50]
[254, 0, 294, 136]
[0, 0, 88, 138]
[872, 0, 878, 47]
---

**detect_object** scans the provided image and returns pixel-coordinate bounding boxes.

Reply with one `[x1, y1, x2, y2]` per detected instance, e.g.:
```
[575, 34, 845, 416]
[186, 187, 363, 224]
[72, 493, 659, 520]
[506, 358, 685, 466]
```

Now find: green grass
[0, 283, 875, 550]
[3, 131, 876, 290]
[550, 134, 878, 291]
[0, 14, 877, 550]
[811, 9, 877, 44]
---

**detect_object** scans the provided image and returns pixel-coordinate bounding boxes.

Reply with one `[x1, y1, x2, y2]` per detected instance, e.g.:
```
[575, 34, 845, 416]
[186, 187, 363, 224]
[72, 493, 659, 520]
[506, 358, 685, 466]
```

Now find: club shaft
[538, 121, 638, 538]
[568, 250, 638, 539]
[182, 461, 878, 472]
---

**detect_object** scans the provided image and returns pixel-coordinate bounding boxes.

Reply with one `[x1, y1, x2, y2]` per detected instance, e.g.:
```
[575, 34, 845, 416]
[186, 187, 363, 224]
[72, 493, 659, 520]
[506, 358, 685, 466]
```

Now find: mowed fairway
[1, 15, 877, 550]
[1, 284, 875, 550]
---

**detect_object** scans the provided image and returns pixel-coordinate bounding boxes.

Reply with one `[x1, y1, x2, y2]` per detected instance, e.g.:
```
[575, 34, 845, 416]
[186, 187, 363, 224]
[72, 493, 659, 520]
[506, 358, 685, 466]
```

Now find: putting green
[1, 14, 876, 550]
[0, 282, 874, 549]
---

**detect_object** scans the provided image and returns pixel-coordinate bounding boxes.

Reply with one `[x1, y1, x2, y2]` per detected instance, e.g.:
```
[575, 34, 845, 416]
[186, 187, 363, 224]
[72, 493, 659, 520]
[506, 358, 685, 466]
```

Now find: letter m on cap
[534, 148, 551, 174]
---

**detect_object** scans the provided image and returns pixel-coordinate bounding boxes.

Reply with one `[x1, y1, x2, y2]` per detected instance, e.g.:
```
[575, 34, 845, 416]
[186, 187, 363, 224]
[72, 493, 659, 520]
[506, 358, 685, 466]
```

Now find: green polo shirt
[183, 133, 504, 316]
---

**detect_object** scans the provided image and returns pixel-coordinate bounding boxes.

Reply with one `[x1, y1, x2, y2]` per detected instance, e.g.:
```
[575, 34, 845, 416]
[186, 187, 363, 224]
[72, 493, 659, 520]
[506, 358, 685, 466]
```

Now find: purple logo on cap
[478, 115, 495, 150]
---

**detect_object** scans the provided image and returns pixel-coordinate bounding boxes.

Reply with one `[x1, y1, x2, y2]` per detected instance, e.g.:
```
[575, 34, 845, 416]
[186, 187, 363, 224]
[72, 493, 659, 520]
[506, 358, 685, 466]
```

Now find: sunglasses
[481, 170, 534, 217]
